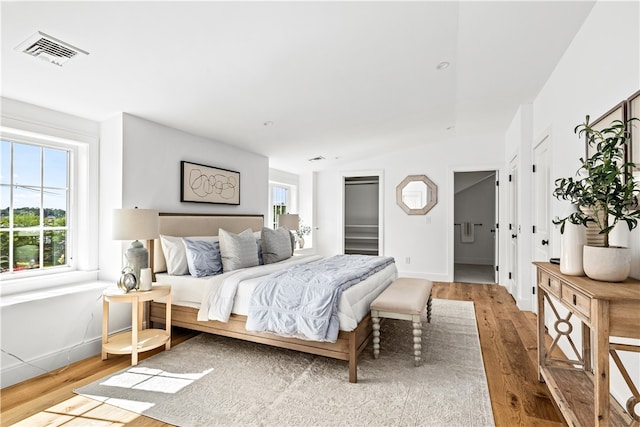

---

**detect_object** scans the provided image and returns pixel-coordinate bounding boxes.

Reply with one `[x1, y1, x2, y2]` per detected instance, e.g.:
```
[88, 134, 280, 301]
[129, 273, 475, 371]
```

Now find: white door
[494, 173, 500, 283]
[508, 158, 518, 296]
[533, 136, 551, 261]
[533, 135, 551, 312]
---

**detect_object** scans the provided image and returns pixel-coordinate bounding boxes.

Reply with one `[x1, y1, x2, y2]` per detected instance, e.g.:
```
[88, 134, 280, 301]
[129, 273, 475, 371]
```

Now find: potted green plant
[294, 220, 311, 249]
[553, 115, 640, 282]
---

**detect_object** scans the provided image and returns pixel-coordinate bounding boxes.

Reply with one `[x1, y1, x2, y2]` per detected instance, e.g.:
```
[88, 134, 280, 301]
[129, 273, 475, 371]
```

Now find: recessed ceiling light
[263, 121, 274, 126]
[436, 61, 450, 70]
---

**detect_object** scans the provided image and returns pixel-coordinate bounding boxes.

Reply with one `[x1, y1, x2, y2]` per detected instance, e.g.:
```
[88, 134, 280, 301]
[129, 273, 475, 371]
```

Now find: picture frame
[627, 89, 640, 171]
[586, 101, 626, 160]
[180, 161, 240, 205]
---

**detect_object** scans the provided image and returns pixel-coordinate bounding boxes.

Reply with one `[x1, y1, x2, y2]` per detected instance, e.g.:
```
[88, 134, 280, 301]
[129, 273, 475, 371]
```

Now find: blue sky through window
[1, 140, 68, 211]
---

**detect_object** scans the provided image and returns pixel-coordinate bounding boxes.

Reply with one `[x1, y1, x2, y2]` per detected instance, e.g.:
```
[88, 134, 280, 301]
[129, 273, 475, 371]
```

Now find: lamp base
[125, 240, 149, 287]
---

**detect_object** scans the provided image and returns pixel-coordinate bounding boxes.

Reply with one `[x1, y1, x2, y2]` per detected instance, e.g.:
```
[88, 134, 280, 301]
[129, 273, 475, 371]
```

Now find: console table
[535, 262, 640, 426]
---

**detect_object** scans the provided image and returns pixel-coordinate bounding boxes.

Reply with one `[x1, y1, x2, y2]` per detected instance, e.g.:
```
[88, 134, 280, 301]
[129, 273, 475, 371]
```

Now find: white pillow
[219, 228, 259, 272]
[160, 234, 218, 275]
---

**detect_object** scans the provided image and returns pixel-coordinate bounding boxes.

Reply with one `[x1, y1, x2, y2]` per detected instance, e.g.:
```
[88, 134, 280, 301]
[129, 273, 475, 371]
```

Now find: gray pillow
[219, 228, 260, 272]
[261, 227, 294, 264]
[182, 238, 223, 277]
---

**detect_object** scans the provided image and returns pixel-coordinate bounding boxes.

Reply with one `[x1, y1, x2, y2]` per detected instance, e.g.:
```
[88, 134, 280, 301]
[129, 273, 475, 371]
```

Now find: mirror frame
[396, 174, 438, 215]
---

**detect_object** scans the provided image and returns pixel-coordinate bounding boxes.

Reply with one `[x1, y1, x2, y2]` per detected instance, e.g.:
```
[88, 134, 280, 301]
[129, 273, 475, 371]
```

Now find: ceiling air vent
[15, 31, 88, 66]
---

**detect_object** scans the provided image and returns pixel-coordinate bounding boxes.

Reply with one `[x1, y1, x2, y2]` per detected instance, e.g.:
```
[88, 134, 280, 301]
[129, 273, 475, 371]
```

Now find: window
[1, 139, 71, 275]
[271, 184, 289, 229]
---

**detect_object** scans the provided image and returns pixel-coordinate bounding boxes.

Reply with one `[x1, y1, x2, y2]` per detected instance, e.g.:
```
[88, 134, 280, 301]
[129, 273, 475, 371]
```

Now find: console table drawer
[539, 271, 561, 297]
[561, 285, 591, 320]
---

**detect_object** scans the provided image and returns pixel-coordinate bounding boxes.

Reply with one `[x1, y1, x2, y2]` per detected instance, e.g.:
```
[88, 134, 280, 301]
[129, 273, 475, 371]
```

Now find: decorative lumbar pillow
[182, 237, 223, 277]
[261, 227, 294, 264]
[219, 228, 259, 272]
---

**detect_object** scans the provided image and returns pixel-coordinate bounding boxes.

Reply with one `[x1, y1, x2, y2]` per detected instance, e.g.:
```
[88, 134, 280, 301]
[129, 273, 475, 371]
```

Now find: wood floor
[1, 282, 562, 426]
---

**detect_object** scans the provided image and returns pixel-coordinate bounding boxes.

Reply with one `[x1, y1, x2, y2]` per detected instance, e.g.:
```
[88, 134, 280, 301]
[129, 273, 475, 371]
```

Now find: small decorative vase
[298, 237, 305, 249]
[583, 245, 630, 282]
[560, 222, 586, 276]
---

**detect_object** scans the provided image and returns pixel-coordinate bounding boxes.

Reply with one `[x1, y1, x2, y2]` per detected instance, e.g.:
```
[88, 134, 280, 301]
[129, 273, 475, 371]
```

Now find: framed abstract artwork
[628, 89, 640, 171]
[586, 101, 626, 160]
[180, 161, 240, 205]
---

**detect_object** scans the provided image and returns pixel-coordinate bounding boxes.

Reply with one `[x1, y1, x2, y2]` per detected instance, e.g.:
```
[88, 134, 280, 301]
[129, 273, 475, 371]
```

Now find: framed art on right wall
[587, 101, 626, 160]
[628, 89, 640, 172]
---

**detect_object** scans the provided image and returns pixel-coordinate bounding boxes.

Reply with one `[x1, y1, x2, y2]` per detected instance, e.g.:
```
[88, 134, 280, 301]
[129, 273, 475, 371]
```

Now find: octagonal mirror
[396, 175, 437, 215]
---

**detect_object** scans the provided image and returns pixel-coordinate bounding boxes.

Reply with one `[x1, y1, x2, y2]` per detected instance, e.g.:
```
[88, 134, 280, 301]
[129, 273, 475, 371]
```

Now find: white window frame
[269, 169, 300, 230]
[1, 137, 73, 275]
[269, 181, 298, 229]
[0, 125, 98, 295]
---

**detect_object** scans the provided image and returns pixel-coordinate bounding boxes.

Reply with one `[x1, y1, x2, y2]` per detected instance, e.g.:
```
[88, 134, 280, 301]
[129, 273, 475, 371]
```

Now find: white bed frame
[148, 212, 373, 383]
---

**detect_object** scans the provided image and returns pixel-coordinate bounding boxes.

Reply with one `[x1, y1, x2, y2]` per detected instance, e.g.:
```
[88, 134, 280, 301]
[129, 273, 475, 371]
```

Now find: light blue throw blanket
[246, 254, 395, 342]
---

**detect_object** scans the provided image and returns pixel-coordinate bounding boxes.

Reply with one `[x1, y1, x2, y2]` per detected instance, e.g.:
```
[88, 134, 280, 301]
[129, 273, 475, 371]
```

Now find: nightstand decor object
[139, 267, 152, 291]
[117, 266, 137, 292]
[112, 207, 159, 286]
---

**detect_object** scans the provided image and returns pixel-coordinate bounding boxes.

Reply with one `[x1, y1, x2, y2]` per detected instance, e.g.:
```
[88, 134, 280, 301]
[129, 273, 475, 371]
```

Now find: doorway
[343, 175, 382, 256]
[453, 170, 498, 284]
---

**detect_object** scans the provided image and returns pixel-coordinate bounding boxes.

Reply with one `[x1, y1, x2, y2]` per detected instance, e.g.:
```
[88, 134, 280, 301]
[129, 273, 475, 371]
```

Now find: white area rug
[76, 299, 494, 426]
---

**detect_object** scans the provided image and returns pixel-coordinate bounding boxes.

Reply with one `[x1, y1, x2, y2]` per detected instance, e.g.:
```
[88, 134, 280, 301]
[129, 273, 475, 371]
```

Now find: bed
[147, 213, 397, 382]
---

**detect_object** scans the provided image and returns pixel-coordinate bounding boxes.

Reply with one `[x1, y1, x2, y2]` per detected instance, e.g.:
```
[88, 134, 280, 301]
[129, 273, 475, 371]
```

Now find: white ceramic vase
[583, 245, 631, 282]
[560, 222, 586, 276]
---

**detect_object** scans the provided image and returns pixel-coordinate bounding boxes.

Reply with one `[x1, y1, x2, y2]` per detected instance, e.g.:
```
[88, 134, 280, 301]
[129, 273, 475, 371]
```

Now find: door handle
[511, 234, 517, 239]
[541, 239, 549, 245]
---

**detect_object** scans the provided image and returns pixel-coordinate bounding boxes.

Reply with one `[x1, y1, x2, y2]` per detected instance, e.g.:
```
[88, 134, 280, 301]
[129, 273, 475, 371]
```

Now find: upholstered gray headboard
[151, 213, 265, 274]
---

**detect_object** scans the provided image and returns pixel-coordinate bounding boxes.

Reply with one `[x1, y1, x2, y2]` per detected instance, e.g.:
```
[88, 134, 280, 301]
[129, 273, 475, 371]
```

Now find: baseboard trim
[395, 270, 450, 282]
[1, 325, 129, 388]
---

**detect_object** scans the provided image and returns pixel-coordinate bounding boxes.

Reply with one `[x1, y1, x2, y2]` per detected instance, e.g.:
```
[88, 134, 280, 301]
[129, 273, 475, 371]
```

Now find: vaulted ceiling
[1, 1, 595, 173]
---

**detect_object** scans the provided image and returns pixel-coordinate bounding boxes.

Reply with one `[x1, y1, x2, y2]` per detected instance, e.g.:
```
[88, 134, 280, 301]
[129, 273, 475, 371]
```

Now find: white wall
[314, 131, 506, 282]
[533, 3, 640, 277]
[100, 113, 270, 283]
[524, 0, 639, 411]
[121, 114, 269, 216]
[0, 98, 114, 388]
[1, 107, 269, 388]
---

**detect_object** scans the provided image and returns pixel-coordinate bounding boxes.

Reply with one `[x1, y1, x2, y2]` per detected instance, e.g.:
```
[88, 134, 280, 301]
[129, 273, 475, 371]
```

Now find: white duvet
[155, 254, 397, 332]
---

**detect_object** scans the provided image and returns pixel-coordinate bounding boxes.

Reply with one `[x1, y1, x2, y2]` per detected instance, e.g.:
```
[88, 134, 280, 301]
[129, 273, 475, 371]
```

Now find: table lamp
[112, 207, 159, 286]
[278, 213, 299, 233]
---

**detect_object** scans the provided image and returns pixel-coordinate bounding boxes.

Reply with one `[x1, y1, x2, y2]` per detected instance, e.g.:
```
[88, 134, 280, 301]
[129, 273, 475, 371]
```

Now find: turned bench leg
[372, 310, 380, 359]
[412, 313, 422, 366]
[426, 294, 433, 323]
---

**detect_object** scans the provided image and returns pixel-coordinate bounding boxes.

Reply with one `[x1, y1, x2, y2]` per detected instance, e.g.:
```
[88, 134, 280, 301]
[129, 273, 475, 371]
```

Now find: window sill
[0, 270, 103, 303]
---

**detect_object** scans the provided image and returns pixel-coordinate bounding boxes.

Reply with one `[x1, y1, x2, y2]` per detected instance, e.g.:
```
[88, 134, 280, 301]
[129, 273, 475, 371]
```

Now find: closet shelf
[345, 248, 379, 254]
[345, 235, 379, 241]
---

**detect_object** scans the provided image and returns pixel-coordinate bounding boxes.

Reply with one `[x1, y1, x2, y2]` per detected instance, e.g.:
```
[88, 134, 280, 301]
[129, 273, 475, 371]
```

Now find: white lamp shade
[112, 208, 159, 241]
[278, 214, 299, 231]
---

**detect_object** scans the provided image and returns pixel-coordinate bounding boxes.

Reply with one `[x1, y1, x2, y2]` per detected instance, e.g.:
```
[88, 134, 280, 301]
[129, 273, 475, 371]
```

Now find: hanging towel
[461, 222, 475, 243]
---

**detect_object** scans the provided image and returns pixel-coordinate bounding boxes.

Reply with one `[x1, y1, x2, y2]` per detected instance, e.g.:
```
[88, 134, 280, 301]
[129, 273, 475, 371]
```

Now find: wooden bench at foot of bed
[149, 302, 372, 383]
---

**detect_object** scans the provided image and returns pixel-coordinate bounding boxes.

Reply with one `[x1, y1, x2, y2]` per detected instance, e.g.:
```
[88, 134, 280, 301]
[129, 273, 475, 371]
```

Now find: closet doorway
[453, 170, 498, 284]
[343, 174, 382, 256]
